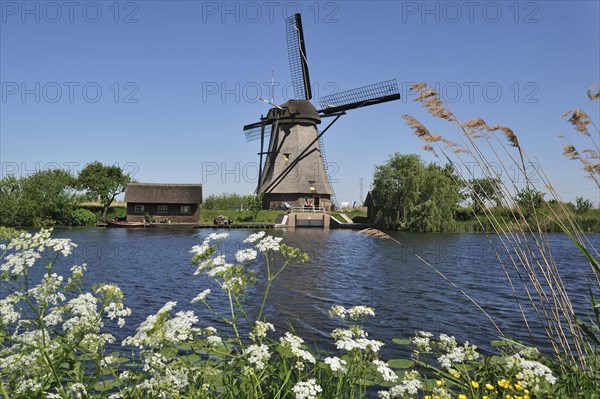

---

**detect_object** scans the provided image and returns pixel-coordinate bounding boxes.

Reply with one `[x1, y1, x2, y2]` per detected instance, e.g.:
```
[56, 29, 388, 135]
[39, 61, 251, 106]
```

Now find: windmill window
[308, 181, 316, 191]
[134, 205, 144, 213]
[157, 205, 168, 213]
[283, 153, 290, 162]
[181, 205, 191, 214]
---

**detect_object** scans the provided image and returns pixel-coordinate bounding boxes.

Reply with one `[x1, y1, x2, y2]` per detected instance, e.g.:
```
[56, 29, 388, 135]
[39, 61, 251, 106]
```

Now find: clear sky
[1, 0, 599, 205]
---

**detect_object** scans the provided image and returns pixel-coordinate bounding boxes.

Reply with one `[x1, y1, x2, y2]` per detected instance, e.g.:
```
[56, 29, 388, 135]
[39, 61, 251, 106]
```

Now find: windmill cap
[267, 100, 321, 124]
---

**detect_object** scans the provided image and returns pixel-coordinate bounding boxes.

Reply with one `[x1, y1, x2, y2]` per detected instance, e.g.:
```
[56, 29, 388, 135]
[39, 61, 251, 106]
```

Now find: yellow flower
[459, 395, 468, 399]
[436, 380, 444, 387]
[483, 397, 490, 399]
[498, 379, 511, 389]
[471, 381, 480, 389]
[453, 372, 461, 378]
[485, 383, 495, 390]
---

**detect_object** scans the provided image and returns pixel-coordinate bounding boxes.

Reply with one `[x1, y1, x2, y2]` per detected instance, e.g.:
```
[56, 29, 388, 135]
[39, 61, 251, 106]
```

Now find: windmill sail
[318, 79, 400, 114]
[243, 122, 273, 142]
[286, 14, 312, 100]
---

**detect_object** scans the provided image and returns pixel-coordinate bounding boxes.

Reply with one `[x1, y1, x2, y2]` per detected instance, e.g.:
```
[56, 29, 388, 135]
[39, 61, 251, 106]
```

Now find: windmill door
[313, 196, 320, 208]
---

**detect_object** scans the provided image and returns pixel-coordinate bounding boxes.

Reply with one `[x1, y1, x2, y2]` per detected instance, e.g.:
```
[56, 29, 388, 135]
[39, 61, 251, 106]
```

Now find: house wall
[126, 203, 199, 223]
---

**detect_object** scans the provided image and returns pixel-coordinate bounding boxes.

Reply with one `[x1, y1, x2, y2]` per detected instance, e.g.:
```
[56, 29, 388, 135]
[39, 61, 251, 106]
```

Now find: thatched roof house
[124, 183, 202, 223]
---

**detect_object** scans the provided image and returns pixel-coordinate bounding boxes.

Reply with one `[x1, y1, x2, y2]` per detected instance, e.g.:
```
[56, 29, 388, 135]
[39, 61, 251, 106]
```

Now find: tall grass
[402, 83, 600, 371]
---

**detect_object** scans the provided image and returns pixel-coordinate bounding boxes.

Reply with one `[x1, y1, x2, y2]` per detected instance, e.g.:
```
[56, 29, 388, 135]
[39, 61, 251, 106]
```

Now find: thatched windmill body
[243, 14, 400, 210]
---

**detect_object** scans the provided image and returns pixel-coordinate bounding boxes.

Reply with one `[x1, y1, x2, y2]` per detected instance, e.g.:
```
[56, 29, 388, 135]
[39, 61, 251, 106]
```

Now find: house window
[134, 205, 144, 213]
[181, 205, 191, 214]
[157, 205, 168, 214]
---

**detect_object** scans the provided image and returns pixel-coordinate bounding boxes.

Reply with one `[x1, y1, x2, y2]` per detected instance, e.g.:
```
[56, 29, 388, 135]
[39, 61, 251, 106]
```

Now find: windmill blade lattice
[243, 123, 272, 142]
[318, 79, 400, 114]
[286, 14, 312, 100]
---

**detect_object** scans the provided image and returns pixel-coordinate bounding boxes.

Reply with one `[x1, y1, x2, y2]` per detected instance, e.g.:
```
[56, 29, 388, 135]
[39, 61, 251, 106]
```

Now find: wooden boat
[105, 220, 147, 228]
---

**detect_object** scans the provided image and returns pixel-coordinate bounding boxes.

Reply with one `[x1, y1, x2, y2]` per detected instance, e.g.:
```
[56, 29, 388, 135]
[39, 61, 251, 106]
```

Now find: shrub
[72, 208, 98, 226]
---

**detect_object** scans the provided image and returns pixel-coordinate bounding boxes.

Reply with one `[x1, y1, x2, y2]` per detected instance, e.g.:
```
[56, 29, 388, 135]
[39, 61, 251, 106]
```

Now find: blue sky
[1, 0, 599, 204]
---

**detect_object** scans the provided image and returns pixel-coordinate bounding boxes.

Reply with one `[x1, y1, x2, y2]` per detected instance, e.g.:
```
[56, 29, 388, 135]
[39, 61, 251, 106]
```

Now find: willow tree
[371, 153, 460, 231]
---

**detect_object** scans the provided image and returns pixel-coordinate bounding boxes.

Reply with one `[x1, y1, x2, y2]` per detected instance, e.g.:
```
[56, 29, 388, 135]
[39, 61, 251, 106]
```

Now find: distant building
[124, 183, 202, 223]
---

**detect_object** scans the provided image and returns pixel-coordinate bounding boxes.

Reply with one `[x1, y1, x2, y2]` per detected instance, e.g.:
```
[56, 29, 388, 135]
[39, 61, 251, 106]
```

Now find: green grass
[329, 209, 368, 224]
[451, 206, 600, 233]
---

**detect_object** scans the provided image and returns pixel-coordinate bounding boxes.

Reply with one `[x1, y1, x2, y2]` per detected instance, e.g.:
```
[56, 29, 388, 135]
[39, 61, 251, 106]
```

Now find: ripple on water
[28, 228, 599, 357]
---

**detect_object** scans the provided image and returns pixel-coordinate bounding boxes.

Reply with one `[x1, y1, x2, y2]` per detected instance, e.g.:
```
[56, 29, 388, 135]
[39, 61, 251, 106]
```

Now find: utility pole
[359, 178, 364, 202]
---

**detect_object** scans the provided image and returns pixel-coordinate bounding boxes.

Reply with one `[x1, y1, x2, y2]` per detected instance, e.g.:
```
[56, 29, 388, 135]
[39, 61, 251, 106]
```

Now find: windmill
[243, 13, 400, 210]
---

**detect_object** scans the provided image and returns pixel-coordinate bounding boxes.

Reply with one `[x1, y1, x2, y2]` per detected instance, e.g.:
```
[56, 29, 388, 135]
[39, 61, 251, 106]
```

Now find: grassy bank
[198, 209, 283, 225]
[451, 206, 600, 233]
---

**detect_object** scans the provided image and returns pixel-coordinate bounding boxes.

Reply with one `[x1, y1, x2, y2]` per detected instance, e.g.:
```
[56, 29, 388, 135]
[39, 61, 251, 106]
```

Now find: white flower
[191, 289, 211, 304]
[206, 335, 222, 347]
[46, 238, 77, 257]
[246, 344, 271, 369]
[123, 301, 192, 348]
[63, 293, 99, 333]
[411, 331, 433, 352]
[324, 356, 347, 372]
[332, 328, 383, 353]
[280, 332, 315, 363]
[438, 347, 465, 369]
[190, 243, 210, 256]
[70, 263, 87, 279]
[380, 370, 422, 398]
[507, 354, 556, 389]
[235, 248, 257, 263]
[348, 305, 375, 319]
[250, 320, 275, 340]
[292, 379, 322, 399]
[373, 360, 398, 382]
[0, 295, 20, 325]
[244, 231, 266, 243]
[255, 236, 283, 252]
[329, 305, 347, 319]
[206, 232, 229, 242]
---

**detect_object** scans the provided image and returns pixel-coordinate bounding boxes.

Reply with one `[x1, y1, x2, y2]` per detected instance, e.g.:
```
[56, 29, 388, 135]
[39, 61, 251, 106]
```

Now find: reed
[402, 83, 600, 371]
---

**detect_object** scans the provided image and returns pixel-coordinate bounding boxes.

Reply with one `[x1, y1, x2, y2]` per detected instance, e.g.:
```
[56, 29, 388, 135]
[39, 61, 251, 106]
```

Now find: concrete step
[339, 213, 354, 224]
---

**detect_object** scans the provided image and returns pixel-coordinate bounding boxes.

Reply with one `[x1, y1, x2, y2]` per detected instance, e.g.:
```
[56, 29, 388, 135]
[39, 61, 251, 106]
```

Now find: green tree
[0, 176, 23, 226]
[514, 187, 544, 218]
[245, 194, 263, 221]
[469, 177, 503, 214]
[371, 153, 460, 231]
[575, 196, 593, 214]
[21, 169, 79, 226]
[202, 193, 246, 210]
[77, 162, 134, 219]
